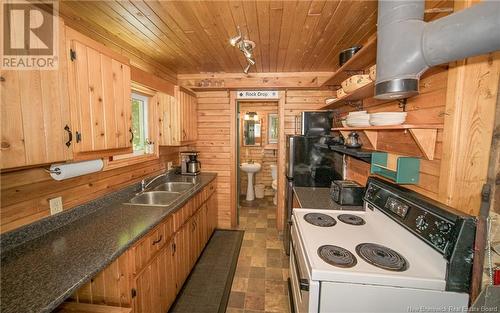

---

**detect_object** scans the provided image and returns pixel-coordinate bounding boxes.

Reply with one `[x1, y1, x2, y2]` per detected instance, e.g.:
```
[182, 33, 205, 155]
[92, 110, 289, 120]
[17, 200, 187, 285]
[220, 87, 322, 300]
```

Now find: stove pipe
[375, 0, 500, 100]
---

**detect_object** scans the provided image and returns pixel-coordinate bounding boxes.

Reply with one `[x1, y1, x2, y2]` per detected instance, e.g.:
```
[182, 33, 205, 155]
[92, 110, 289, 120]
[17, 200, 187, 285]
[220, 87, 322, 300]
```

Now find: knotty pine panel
[0, 147, 180, 233]
[195, 91, 233, 229]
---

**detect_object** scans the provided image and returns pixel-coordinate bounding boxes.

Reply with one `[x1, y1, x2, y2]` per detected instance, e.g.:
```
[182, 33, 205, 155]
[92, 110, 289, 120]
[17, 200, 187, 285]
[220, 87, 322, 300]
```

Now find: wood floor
[227, 197, 290, 313]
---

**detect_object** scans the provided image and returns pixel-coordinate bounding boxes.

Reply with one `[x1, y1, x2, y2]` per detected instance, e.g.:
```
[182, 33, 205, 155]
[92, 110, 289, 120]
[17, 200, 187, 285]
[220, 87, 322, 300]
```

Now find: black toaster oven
[330, 180, 365, 206]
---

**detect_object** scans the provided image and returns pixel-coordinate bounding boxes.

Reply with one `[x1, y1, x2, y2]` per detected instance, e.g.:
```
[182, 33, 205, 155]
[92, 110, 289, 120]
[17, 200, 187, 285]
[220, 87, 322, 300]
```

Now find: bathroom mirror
[242, 119, 262, 146]
[268, 113, 278, 144]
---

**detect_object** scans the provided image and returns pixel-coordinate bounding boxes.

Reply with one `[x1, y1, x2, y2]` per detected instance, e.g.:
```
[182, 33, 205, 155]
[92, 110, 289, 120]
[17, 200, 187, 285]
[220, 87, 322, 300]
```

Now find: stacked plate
[369, 112, 407, 126]
[346, 111, 370, 127]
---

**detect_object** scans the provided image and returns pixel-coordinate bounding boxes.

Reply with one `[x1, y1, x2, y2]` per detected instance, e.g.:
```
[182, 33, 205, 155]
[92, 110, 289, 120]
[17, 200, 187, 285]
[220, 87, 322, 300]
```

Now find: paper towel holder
[44, 167, 62, 175]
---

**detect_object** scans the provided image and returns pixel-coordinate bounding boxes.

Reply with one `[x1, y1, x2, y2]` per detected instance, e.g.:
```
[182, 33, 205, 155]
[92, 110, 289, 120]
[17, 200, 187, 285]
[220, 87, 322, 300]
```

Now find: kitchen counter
[294, 187, 364, 211]
[0, 172, 217, 313]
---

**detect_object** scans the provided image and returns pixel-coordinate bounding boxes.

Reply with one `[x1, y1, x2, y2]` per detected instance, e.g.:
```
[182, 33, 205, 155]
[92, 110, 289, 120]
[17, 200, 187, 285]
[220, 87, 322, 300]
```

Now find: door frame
[229, 91, 285, 231]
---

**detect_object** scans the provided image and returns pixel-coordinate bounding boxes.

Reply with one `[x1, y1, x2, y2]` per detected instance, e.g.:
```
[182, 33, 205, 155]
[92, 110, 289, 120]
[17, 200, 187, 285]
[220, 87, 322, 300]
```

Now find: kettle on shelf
[344, 131, 362, 149]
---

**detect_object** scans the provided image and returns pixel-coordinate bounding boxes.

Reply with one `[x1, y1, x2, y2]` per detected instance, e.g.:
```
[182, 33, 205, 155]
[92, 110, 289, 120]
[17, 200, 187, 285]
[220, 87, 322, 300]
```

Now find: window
[131, 92, 149, 156]
[104, 87, 158, 169]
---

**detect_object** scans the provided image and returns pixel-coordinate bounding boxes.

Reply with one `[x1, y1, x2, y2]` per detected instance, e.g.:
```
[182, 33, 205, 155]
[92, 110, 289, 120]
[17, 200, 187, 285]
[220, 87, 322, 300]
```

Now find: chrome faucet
[140, 172, 167, 192]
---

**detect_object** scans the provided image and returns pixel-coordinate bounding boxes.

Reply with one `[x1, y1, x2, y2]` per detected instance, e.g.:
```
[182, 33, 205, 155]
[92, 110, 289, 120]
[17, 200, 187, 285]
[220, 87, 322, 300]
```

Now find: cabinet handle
[76, 131, 82, 143]
[152, 235, 163, 245]
[64, 125, 72, 147]
[129, 128, 134, 143]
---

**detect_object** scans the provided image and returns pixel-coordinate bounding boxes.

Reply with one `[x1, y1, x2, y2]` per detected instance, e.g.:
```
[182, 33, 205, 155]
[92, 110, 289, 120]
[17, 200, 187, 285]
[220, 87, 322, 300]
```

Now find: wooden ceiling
[59, 1, 452, 75]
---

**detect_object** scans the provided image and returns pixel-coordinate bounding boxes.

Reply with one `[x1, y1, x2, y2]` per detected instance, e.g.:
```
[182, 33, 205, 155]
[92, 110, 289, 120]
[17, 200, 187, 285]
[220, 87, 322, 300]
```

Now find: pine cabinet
[133, 239, 176, 313]
[178, 87, 198, 143]
[0, 20, 72, 169]
[158, 87, 197, 146]
[62, 179, 217, 312]
[66, 28, 132, 156]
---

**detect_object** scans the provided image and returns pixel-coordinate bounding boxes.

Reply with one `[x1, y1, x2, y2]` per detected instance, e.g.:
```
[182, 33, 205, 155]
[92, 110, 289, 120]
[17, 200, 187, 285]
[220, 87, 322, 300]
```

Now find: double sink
[126, 182, 196, 207]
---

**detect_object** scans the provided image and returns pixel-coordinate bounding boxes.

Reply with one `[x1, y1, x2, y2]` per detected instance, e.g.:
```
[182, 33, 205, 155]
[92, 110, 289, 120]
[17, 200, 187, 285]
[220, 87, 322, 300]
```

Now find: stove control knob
[415, 215, 428, 231]
[365, 186, 376, 200]
[436, 221, 451, 234]
[430, 234, 446, 248]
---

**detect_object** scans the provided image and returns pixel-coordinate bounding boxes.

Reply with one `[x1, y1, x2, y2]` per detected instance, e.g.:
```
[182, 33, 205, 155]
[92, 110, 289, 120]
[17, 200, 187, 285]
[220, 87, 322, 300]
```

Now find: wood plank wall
[343, 67, 448, 201]
[195, 91, 233, 228]
[0, 147, 180, 233]
[239, 101, 278, 196]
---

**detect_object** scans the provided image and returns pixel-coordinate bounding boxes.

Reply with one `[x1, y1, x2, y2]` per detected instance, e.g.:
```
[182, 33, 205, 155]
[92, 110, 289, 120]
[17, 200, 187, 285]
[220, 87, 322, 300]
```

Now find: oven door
[289, 221, 319, 313]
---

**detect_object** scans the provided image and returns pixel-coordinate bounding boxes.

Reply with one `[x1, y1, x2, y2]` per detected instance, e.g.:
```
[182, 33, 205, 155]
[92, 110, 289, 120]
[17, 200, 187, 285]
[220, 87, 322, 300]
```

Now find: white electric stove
[289, 176, 476, 313]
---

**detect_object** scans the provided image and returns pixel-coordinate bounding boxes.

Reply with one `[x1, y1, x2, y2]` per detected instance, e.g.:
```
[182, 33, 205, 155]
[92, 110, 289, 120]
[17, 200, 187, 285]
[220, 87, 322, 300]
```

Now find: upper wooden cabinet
[158, 87, 197, 146]
[178, 87, 198, 143]
[65, 28, 132, 156]
[0, 21, 72, 169]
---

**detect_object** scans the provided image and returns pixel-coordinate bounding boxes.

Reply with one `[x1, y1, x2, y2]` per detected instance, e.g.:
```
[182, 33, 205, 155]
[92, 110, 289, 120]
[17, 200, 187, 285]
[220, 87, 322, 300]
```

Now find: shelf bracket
[363, 130, 378, 149]
[346, 100, 363, 111]
[409, 128, 438, 160]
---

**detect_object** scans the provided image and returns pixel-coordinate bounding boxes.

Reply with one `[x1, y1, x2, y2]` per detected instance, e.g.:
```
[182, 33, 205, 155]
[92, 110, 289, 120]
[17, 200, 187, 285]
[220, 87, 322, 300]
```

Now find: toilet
[270, 164, 278, 205]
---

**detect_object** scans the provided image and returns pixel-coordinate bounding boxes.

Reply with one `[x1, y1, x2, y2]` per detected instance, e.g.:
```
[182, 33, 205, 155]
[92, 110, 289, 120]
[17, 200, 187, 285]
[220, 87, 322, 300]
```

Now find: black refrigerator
[283, 135, 343, 253]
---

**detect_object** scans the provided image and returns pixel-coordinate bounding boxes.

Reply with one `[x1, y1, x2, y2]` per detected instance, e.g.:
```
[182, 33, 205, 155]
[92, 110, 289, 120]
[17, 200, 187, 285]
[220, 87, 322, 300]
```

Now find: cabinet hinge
[131, 288, 137, 298]
[70, 49, 77, 61]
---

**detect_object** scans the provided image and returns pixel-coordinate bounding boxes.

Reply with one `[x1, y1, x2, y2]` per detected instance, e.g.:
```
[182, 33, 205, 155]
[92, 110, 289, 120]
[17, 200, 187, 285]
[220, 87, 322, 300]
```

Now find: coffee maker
[180, 151, 201, 176]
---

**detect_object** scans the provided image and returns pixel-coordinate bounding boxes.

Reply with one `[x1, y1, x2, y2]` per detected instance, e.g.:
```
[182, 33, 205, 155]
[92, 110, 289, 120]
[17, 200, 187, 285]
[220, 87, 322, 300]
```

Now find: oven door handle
[291, 241, 310, 292]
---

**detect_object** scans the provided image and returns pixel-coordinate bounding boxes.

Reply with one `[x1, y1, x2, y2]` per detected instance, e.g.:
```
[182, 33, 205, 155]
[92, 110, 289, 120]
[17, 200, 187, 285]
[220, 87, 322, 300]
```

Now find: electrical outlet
[167, 161, 173, 170]
[49, 197, 63, 215]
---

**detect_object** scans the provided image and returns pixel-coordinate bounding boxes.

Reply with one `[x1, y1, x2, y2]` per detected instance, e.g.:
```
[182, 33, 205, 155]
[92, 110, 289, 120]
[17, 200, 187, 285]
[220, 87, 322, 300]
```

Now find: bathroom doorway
[236, 100, 279, 220]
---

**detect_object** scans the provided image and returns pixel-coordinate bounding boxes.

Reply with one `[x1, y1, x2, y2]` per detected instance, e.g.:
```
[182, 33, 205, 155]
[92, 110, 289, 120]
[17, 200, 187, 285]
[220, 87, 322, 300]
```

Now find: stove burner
[318, 245, 357, 268]
[356, 243, 409, 272]
[304, 213, 336, 227]
[338, 214, 366, 226]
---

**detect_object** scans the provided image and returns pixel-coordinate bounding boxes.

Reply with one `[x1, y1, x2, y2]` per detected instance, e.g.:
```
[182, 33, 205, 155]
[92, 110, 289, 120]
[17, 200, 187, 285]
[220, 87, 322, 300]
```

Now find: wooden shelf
[333, 124, 443, 160]
[322, 36, 377, 87]
[332, 124, 444, 131]
[323, 82, 374, 109]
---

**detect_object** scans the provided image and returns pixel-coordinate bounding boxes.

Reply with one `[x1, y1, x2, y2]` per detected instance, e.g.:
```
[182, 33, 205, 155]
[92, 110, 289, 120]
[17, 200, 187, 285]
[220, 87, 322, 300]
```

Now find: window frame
[103, 85, 159, 170]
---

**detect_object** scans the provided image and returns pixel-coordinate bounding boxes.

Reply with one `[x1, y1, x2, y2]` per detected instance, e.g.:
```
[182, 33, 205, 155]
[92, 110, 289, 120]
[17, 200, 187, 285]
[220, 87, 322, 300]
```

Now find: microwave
[295, 111, 334, 136]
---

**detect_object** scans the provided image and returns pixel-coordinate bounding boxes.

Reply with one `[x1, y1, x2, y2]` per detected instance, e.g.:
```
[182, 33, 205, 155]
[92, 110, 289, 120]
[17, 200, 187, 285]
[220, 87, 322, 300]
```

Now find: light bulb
[243, 63, 251, 74]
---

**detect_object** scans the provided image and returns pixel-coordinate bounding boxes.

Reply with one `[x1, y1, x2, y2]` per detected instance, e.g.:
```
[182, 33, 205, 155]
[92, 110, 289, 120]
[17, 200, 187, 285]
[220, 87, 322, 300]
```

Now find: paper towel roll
[49, 159, 104, 181]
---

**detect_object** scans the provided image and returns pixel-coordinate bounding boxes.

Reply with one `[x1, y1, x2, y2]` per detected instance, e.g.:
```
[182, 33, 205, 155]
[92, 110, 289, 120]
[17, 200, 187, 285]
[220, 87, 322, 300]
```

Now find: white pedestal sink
[240, 162, 261, 201]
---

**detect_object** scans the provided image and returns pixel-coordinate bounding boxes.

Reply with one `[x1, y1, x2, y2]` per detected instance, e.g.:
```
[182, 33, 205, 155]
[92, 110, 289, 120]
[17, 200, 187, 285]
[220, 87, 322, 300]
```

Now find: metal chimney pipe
[375, 0, 500, 100]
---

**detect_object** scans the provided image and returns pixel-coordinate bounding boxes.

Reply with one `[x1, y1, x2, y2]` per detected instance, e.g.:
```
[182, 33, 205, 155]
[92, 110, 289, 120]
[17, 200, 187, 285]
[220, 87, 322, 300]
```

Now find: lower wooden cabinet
[133, 239, 176, 313]
[62, 179, 217, 313]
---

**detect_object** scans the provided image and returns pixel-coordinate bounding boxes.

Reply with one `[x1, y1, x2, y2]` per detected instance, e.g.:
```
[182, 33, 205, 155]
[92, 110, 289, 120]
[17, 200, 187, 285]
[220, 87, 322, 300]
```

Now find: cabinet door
[1, 22, 72, 169]
[158, 92, 180, 146]
[175, 222, 191, 292]
[161, 240, 177, 312]
[207, 192, 218, 236]
[67, 37, 131, 154]
[179, 89, 197, 143]
[134, 240, 176, 313]
[133, 264, 153, 313]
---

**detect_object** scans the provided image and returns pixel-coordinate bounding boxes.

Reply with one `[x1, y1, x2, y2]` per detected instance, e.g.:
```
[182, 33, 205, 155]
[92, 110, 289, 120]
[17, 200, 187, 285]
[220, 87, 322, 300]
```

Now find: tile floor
[226, 196, 291, 313]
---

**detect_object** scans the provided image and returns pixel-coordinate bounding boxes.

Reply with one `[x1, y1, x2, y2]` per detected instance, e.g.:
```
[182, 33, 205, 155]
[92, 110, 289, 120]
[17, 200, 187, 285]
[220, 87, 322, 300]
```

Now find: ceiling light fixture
[229, 26, 256, 74]
[229, 26, 242, 47]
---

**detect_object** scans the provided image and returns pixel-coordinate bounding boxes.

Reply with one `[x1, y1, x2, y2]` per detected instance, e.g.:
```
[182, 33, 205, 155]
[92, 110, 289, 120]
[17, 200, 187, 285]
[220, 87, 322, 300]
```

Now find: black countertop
[294, 187, 364, 211]
[0, 173, 217, 313]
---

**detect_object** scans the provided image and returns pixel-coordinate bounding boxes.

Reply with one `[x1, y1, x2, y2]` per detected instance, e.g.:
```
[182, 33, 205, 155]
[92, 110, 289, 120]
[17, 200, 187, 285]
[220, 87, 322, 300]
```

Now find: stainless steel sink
[127, 191, 180, 207]
[153, 182, 195, 193]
